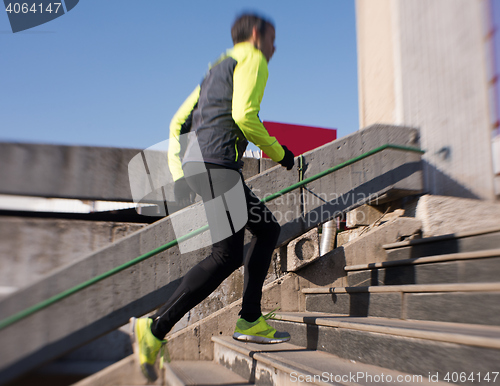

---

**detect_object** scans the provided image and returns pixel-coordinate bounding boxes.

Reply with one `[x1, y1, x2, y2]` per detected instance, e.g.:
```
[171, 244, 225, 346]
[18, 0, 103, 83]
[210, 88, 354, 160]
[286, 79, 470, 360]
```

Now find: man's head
[231, 13, 275, 62]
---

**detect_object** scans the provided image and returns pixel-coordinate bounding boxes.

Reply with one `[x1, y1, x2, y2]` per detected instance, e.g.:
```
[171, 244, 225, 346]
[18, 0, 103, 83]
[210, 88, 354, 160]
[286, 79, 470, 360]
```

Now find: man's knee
[211, 243, 244, 270]
[264, 217, 281, 243]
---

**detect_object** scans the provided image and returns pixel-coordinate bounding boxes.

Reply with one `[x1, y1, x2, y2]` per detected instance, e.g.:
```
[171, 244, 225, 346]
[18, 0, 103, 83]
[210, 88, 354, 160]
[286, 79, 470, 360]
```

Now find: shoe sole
[232, 332, 291, 344]
[129, 317, 158, 382]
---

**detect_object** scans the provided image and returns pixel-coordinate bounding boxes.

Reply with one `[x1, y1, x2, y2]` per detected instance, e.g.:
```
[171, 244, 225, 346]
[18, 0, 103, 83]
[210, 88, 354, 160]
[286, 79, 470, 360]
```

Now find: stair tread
[213, 336, 452, 386]
[345, 248, 500, 271]
[166, 360, 252, 385]
[273, 312, 500, 348]
[382, 225, 500, 250]
[302, 282, 500, 293]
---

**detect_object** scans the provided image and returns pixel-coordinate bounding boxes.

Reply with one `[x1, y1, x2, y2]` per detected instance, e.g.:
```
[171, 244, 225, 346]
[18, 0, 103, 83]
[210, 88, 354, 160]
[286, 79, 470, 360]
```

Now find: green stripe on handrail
[0, 143, 424, 330]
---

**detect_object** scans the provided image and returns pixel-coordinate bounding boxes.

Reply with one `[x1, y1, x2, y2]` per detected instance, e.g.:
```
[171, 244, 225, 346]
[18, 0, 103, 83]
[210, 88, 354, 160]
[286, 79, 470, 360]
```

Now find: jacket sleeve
[231, 51, 285, 163]
[168, 85, 200, 181]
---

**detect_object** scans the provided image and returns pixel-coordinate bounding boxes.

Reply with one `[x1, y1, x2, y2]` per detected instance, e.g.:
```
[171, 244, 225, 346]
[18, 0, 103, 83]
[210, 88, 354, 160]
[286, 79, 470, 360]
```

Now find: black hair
[231, 12, 275, 45]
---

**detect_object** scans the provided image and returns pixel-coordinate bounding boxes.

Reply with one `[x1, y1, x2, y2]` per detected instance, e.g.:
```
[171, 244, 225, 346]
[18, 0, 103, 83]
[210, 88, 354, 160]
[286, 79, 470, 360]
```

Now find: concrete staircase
[268, 227, 500, 385]
[164, 336, 452, 386]
[0, 125, 424, 384]
[150, 226, 500, 386]
[74, 225, 500, 386]
[5, 122, 500, 385]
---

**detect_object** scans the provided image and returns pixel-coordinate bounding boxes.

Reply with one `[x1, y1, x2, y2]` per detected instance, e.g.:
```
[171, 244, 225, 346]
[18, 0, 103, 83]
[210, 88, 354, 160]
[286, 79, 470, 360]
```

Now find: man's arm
[231, 50, 285, 163]
[168, 85, 200, 181]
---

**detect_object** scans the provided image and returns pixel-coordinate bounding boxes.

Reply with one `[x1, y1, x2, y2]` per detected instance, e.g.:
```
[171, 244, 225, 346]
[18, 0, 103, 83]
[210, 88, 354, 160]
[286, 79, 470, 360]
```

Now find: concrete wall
[356, 0, 398, 126]
[0, 143, 140, 201]
[356, 0, 496, 200]
[0, 142, 263, 202]
[0, 217, 145, 292]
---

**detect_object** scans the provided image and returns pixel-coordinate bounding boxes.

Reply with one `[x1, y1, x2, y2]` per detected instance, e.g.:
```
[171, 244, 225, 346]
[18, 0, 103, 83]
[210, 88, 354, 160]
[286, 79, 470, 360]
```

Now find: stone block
[347, 260, 465, 287]
[343, 217, 422, 266]
[183, 325, 200, 361]
[241, 158, 259, 180]
[285, 228, 320, 272]
[296, 276, 312, 312]
[460, 257, 500, 283]
[337, 227, 368, 248]
[346, 270, 378, 287]
[389, 261, 458, 285]
[346, 204, 384, 227]
[405, 292, 500, 326]
[416, 195, 500, 237]
[296, 247, 347, 289]
[199, 316, 218, 361]
[259, 158, 278, 172]
[261, 280, 282, 312]
[305, 292, 402, 318]
[168, 328, 187, 361]
[216, 305, 241, 337]
[379, 208, 405, 223]
[279, 275, 300, 312]
[360, 124, 420, 151]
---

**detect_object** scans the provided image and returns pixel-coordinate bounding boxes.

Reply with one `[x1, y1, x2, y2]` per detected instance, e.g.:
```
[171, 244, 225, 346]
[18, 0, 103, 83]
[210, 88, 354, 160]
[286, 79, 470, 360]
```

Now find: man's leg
[150, 228, 244, 338]
[150, 163, 246, 339]
[239, 185, 281, 321]
[131, 163, 245, 381]
[232, 184, 291, 343]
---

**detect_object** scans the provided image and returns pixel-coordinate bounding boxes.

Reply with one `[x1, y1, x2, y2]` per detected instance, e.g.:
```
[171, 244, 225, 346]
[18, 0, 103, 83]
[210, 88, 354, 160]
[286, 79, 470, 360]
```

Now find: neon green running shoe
[233, 310, 291, 344]
[129, 317, 169, 382]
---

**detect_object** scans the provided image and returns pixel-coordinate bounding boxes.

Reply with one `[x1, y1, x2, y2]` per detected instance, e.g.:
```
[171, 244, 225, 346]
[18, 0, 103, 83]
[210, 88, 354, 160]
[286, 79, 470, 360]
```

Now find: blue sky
[0, 1, 358, 150]
[1, 1, 499, 151]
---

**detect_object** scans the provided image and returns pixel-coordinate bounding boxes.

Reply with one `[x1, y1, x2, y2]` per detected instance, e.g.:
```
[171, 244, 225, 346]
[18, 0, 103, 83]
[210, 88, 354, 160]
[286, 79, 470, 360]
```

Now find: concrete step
[303, 282, 500, 325]
[212, 335, 450, 386]
[71, 356, 147, 386]
[382, 226, 500, 261]
[267, 312, 500, 385]
[345, 249, 500, 287]
[71, 354, 254, 386]
[164, 360, 253, 386]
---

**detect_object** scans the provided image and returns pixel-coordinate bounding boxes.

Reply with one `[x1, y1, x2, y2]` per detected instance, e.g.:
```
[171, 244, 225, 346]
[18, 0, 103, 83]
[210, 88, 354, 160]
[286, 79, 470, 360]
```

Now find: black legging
[151, 163, 281, 339]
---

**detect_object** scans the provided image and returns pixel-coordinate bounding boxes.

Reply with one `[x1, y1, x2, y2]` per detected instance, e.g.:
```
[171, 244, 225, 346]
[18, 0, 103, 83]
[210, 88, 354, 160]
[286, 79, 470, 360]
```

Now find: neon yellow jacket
[168, 42, 285, 181]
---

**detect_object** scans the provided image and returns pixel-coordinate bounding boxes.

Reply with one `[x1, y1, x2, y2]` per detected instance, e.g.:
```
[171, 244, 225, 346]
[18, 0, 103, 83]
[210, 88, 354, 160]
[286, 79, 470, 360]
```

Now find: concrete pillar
[356, 0, 497, 200]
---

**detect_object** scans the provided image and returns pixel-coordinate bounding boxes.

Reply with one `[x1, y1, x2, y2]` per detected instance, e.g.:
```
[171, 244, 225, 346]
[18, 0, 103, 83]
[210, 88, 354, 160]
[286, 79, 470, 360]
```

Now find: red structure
[262, 121, 337, 158]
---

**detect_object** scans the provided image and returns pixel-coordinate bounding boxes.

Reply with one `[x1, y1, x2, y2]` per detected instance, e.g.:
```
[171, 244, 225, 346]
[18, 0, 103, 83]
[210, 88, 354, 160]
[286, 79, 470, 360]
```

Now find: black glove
[174, 177, 196, 206]
[278, 145, 295, 170]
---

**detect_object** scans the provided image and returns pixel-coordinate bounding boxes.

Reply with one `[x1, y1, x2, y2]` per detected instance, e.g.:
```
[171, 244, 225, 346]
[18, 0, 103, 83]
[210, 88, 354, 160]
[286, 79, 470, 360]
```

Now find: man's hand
[174, 177, 196, 207]
[278, 145, 295, 170]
